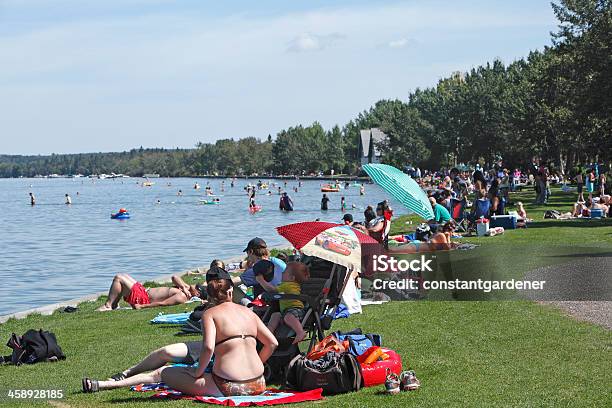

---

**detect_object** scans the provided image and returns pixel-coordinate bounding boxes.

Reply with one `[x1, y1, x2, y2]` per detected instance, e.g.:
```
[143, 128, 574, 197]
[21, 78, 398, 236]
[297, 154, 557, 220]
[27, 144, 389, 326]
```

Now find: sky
[0, 0, 558, 155]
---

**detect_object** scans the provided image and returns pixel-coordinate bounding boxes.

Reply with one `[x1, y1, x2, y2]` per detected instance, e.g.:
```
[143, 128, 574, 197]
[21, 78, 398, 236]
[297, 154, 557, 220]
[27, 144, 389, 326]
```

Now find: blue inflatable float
[111, 208, 130, 219]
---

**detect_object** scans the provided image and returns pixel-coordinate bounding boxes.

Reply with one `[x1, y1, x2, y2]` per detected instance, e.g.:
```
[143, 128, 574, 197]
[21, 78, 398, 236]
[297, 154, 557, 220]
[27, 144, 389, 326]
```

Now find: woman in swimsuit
[83, 266, 278, 396]
[388, 221, 457, 254]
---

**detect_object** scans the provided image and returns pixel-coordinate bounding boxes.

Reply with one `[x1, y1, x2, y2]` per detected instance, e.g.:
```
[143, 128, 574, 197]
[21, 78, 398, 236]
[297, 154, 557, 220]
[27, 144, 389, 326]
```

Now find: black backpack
[5, 329, 66, 365]
[285, 351, 362, 395]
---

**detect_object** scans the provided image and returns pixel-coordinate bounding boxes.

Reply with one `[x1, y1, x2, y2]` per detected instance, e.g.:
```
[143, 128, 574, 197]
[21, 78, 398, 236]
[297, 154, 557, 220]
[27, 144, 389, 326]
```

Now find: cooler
[490, 214, 517, 229]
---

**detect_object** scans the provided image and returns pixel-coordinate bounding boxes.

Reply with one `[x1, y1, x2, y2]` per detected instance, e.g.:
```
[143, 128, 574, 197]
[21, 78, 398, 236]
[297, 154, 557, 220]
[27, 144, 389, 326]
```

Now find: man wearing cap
[235, 238, 286, 298]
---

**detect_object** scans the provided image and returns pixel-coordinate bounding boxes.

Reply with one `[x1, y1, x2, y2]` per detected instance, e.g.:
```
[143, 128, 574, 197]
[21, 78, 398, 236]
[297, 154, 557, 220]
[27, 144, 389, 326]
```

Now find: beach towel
[150, 312, 191, 325]
[132, 383, 323, 405]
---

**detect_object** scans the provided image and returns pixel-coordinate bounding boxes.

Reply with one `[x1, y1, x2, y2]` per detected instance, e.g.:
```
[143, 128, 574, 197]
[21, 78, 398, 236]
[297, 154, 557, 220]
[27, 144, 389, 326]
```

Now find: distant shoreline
[1, 175, 372, 181]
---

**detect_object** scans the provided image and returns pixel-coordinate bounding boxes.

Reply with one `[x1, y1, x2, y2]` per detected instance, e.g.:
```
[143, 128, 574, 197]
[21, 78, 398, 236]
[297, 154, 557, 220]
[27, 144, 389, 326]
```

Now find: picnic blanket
[132, 383, 323, 406]
[150, 312, 191, 324]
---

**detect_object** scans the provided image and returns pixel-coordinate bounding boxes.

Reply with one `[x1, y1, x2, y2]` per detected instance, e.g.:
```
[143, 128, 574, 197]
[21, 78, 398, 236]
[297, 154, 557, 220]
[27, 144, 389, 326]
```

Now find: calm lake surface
[0, 177, 405, 316]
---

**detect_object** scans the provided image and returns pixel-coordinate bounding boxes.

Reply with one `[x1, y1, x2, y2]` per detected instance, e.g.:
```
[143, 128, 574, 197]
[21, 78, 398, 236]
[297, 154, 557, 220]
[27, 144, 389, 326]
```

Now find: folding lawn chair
[450, 198, 469, 232]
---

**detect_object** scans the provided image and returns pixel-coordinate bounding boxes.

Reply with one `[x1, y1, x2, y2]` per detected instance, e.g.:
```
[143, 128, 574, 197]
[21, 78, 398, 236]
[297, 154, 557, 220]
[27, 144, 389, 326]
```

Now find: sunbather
[83, 266, 278, 396]
[96, 274, 202, 311]
[388, 221, 457, 253]
[104, 341, 207, 382]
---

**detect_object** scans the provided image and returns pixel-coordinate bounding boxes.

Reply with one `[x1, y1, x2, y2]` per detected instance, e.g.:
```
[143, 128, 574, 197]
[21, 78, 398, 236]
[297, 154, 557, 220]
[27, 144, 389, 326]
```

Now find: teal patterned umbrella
[363, 163, 434, 221]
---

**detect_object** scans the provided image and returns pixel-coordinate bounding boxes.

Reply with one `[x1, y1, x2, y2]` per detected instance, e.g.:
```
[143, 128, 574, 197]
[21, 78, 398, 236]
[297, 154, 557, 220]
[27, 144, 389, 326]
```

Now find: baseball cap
[243, 237, 267, 252]
[342, 214, 353, 223]
[206, 265, 234, 286]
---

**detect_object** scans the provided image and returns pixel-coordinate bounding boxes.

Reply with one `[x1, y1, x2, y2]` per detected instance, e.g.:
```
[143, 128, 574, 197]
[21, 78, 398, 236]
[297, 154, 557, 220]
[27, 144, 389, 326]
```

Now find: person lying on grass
[84, 266, 278, 396]
[388, 220, 458, 253]
[96, 273, 204, 311]
[261, 261, 310, 344]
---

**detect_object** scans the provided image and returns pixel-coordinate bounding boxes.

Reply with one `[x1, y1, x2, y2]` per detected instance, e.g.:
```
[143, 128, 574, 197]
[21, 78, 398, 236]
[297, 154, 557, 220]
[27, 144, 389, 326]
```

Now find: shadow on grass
[527, 220, 612, 229]
[544, 252, 612, 258]
[109, 396, 170, 404]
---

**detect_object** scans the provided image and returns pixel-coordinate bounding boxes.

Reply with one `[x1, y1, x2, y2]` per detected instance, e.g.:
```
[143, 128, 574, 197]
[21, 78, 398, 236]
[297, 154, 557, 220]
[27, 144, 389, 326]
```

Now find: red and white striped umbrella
[276, 221, 380, 273]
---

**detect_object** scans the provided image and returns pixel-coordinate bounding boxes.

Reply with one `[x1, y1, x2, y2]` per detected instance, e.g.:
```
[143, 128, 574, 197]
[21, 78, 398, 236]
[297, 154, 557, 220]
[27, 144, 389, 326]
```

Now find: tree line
[1, 0, 609, 178]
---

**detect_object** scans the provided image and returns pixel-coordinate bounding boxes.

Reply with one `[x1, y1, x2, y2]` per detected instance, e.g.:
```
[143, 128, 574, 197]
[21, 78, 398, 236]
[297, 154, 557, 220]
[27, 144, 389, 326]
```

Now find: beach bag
[332, 329, 382, 356]
[6, 329, 65, 365]
[285, 352, 362, 395]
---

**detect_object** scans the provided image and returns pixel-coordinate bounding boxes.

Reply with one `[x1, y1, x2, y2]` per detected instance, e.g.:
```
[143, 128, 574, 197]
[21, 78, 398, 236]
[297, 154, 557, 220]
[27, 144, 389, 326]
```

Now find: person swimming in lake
[279, 192, 294, 211]
[177, 190, 183, 196]
[65, 194, 72, 205]
[249, 190, 256, 208]
[29, 192, 35, 206]
[96, 274, 203, 311]
[359, 185, 365, 196]
[340, 196, 347, 212]
[321, 194, 330, 211]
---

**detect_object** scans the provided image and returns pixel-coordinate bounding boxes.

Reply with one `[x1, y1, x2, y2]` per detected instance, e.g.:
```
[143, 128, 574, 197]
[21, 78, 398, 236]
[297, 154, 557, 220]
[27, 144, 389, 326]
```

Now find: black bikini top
[215, 334, 256, 347]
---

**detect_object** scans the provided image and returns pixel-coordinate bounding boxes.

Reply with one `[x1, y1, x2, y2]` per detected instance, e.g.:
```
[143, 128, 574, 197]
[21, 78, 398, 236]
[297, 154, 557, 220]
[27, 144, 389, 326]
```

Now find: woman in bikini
[83, 266, 278, 396]
[388, 221, 457, 254]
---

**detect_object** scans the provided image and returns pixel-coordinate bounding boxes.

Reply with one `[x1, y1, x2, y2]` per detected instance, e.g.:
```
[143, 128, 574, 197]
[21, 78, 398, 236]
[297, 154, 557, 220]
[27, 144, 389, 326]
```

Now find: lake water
[0, 177, 405, 316]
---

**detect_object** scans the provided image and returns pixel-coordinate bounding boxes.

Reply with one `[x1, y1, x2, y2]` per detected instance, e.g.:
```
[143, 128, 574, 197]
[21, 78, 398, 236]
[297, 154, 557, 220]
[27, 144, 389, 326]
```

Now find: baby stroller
[260, 256, 350, 382]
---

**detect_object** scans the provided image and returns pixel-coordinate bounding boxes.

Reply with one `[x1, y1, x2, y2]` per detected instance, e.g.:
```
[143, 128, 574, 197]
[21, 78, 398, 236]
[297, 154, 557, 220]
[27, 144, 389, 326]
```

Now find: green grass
[0, 186, 610, 407]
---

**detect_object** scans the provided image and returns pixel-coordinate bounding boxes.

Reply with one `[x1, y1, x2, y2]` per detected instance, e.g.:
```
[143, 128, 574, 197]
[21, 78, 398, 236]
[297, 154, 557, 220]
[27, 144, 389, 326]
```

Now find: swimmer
[177, 190, 183, 196]
[156, 199, 161, 205]
[65, 194, 72, 205]
[29, 192, 36, 206]
[249, 190, 256, 208]
[340, 196, 347, 212]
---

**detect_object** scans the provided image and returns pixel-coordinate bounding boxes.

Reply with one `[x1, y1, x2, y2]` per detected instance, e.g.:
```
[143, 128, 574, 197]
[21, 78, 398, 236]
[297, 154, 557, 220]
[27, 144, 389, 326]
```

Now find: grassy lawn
[0, 186, 610, 407]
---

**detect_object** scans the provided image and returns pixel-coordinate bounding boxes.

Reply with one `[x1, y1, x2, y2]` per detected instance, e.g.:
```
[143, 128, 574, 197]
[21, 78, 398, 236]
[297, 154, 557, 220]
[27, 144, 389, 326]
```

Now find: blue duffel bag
[332, 328, 382, 356]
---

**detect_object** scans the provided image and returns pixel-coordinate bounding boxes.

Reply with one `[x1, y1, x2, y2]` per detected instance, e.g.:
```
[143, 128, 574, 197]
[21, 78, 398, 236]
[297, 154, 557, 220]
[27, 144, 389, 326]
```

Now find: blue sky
[0, 0, 558, 155]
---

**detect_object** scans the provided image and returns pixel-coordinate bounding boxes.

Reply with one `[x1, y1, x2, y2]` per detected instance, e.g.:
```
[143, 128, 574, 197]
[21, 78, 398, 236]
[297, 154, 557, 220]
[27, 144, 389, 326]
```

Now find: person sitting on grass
[104, 341, 210, 382]
[265, 262, 310, 344]
[96, 273, 202, 311]
[83, 266, 278, 396]
[427, 196, 451, 232]
[233, 238, 286, 300]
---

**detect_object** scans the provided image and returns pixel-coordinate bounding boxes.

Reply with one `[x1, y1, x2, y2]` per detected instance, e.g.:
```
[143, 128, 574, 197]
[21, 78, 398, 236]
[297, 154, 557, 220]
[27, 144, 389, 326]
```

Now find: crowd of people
[87, 237, 302, 396]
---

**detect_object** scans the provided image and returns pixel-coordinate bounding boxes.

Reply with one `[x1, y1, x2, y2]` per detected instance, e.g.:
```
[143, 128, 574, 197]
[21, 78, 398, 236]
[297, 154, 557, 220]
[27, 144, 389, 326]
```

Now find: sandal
[82, 378, 99, 393]
[110, 372, 126, 381]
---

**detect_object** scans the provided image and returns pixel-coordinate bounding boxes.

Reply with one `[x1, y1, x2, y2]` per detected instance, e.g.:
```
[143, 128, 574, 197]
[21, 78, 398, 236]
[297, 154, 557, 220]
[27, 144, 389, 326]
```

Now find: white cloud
[286, 32, 344, 52]
[388, 38, 417, 49]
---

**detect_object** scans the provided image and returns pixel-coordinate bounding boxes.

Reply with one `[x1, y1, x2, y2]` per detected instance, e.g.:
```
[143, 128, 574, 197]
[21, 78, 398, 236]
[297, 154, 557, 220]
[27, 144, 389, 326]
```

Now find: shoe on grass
[384, 368, 400, 394]
[400, 370, 421, 391]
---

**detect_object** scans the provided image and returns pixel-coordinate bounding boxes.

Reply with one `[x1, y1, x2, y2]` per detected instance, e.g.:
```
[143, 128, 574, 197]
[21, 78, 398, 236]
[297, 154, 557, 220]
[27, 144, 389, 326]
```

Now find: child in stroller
[265, 262, 310, 344]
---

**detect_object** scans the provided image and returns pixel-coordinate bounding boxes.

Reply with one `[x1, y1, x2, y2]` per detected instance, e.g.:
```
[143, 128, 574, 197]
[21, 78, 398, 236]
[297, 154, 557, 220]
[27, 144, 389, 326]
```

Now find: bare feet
[292, 330, 306, 344]
[96, 304, 113, 312]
